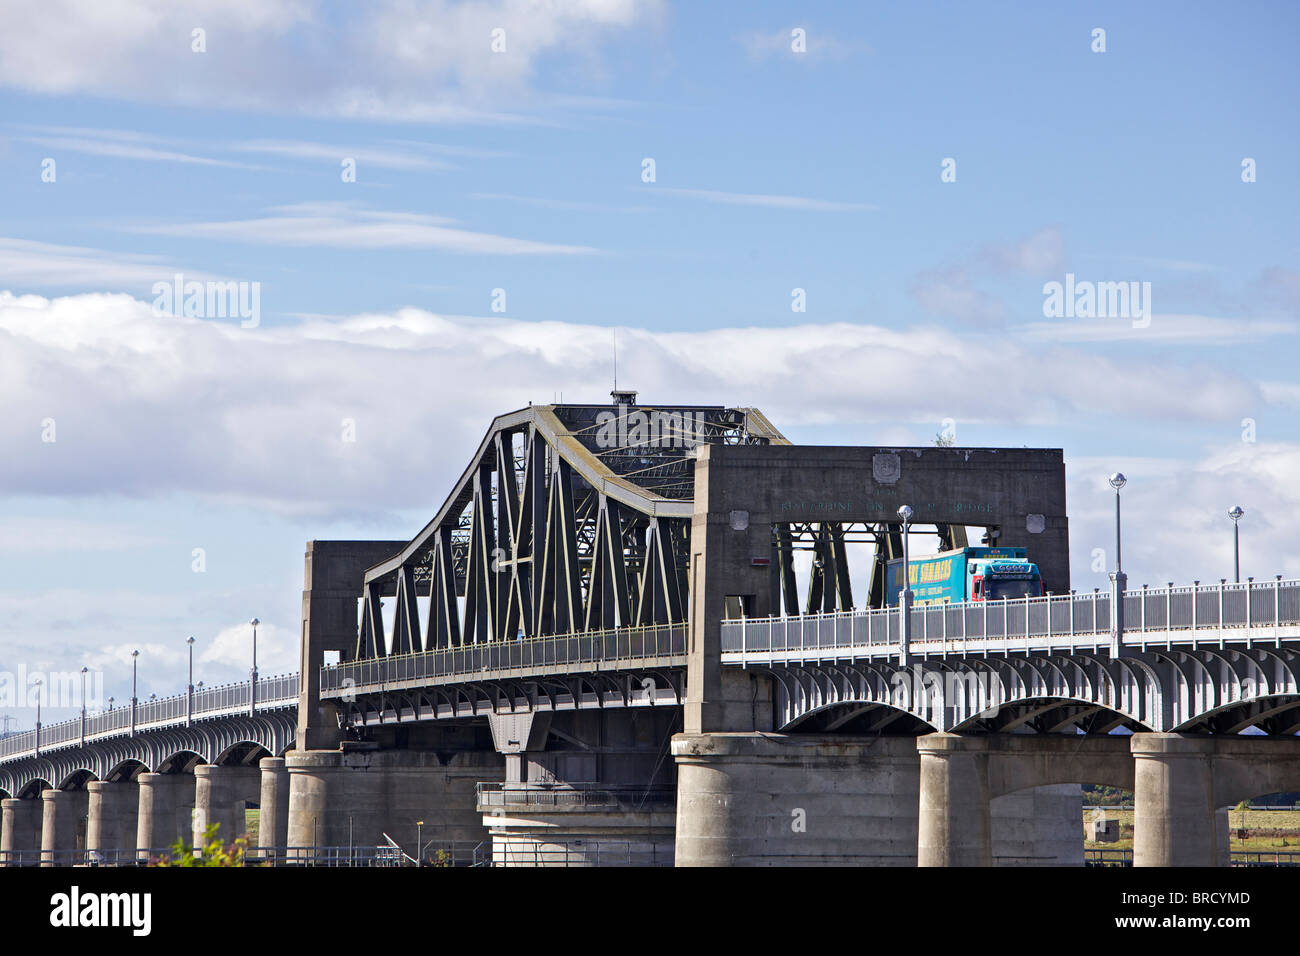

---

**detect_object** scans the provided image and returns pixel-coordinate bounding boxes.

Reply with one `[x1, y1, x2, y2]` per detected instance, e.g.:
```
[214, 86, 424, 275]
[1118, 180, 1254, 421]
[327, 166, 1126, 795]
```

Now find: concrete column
[135, 772, 194, 858]
[287, 748, 503, 860]
[86, 780, 139, 863]
[672, 733, 921, 866]
[192, 765, 261, 848]
[917, 733, 992, 867]
[258, 757, 290, 854]
[1132, 733, 1219, 867]
[1, 797, 42, 866]
[40, 788, 89, 866]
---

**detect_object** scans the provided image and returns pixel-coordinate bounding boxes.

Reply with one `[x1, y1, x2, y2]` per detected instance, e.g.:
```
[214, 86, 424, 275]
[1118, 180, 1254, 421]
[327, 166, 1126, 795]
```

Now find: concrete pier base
[1132, 734, 1224, 867]
[193, 765, 260, 848]
[136, 772, 194, 859]
[1, 797, 41, 866]
[41, 788, 89, 866]
[480, 791, 675, 866]
[672, 733, 922, 866]
[258, 757, 290, 856]
[287, 747, 504, 857]
[86, 780, 139, 863]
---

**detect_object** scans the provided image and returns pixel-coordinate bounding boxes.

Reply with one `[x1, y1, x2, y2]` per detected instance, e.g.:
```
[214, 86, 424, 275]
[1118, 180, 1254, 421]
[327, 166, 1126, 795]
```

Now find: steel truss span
[348, 402, 785, 660]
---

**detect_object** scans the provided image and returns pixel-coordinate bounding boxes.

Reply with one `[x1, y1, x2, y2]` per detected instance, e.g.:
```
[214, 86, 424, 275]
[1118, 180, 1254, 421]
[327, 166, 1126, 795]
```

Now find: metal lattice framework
[352, 402, 786, 659]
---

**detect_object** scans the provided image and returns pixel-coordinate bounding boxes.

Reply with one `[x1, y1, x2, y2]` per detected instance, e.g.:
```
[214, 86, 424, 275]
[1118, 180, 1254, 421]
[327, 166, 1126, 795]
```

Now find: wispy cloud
[1020, 313, 1295, 344]
[12, 126, 262, 169]
[128, 201, 599, 255]
[654, 187, 875, 212]
[231, 139, 452, 171]
[0, 238, 216, 290]
[472, 192, 650, 213]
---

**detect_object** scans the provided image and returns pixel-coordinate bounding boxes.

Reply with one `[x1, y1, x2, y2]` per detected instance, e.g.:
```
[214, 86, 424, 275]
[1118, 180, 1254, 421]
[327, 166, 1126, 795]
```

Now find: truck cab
[968, 553, 1044, 601]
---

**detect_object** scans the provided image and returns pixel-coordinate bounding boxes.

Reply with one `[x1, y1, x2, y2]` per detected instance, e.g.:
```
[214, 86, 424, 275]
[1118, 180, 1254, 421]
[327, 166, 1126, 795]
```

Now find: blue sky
[0, 1, 1296, 726]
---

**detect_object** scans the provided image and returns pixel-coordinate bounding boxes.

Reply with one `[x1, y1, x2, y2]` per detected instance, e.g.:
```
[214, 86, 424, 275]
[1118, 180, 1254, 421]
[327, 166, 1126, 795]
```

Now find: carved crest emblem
[872, 453, 901, 484]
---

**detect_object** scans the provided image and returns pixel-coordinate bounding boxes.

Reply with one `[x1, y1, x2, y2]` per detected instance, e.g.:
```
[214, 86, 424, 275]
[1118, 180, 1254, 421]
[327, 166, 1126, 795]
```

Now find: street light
[250, 618, 260, 716]
[33, 677, 42, 757]
[186, 636, 196, 727]
[130, 649, 139, 737]
[80, 666, 88, 745]
[1228, 506, 1245, 584]
[1108, 473, 1126, 574]
[1107, 473, 1128, 656]
[897, 504, 913, 666]
[417, 820, 424, 866]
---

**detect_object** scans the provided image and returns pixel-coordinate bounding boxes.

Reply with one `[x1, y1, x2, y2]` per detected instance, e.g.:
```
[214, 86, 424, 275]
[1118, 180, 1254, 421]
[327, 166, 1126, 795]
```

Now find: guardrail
[0, 674, 299, 762]
[722, 577, 1300, 664]
[322, 623, 686, 697]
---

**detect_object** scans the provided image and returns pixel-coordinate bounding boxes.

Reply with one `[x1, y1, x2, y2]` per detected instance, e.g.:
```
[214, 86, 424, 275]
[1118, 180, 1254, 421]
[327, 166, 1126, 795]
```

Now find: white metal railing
[0, 673, 298, 762]
[322, 623, 686, 697]
[723, 576, 1300, 663]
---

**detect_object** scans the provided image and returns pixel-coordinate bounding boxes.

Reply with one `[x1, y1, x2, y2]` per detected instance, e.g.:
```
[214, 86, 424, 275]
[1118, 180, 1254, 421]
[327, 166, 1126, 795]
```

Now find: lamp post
[898, 504, 913, 666]
[33, 677, 42, 757]
[416, 820, 424, 867]
[130, 649, 139, 737]
[186, 636, 196, 727]
[80, 666, 88, 745]
[1228, 506, 1245, 584]
[250, 618, 260, 716]
[1108, 473, 1127, 657]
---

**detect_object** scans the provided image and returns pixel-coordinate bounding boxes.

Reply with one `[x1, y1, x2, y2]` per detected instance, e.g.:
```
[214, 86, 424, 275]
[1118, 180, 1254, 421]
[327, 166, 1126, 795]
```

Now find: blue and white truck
[885, 547, 1043, 606]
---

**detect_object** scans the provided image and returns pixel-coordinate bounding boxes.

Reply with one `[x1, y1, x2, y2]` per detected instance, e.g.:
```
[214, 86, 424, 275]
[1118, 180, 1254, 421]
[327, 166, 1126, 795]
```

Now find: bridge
[4, 394, 1299, 867]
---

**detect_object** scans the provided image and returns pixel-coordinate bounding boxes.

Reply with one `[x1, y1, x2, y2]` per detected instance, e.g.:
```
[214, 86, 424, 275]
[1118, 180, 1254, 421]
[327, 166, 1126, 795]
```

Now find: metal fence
[322, 623, 687, 696]
[476, 782, 676, 810]
[1, 842, 490, 868]
[723, 577, 1300, 662]
[0, 674, 299, 761]
[488, 841, 671, 867]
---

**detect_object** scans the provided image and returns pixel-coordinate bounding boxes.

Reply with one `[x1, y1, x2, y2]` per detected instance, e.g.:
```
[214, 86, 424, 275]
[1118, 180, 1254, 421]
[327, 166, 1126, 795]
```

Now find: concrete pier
[917, 734, 991, 866]
[193, 764, 260, 848]
[673, 733, 922, 866]
[287, 747, 504, 855]
[40, 788, 89, 866]
[86, 780, 139, 862]
[1, 797, 41, 865]
[258, 756, 290, 855]
[135, 772, 194, 858]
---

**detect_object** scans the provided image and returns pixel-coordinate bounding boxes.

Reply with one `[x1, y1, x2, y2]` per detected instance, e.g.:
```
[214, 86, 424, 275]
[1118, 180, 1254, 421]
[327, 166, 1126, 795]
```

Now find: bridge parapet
[321, 623, 686, 699]
[723, 577, 1300, 667]
[0, 674, 298, 766]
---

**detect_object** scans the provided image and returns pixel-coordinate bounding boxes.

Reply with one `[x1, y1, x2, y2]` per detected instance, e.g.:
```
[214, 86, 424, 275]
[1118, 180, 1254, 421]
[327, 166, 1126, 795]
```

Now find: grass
[1083, 807, 1300, 851]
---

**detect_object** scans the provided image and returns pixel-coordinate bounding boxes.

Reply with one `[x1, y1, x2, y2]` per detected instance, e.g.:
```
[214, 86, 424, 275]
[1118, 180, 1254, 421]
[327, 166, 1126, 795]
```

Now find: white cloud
[0, 290, 1280, 517]
[1066, 443, 1300, 587]
[129, 201, 598, 254]
[0, 0, 662, 124]
[655, 187, 876, 212]
[0, 518, 164, 552]
[199, 620, 296, 677]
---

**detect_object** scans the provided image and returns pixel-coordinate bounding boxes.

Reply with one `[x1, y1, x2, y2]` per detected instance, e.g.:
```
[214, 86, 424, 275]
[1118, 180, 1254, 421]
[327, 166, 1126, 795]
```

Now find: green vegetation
[153, 823, 247, 867]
